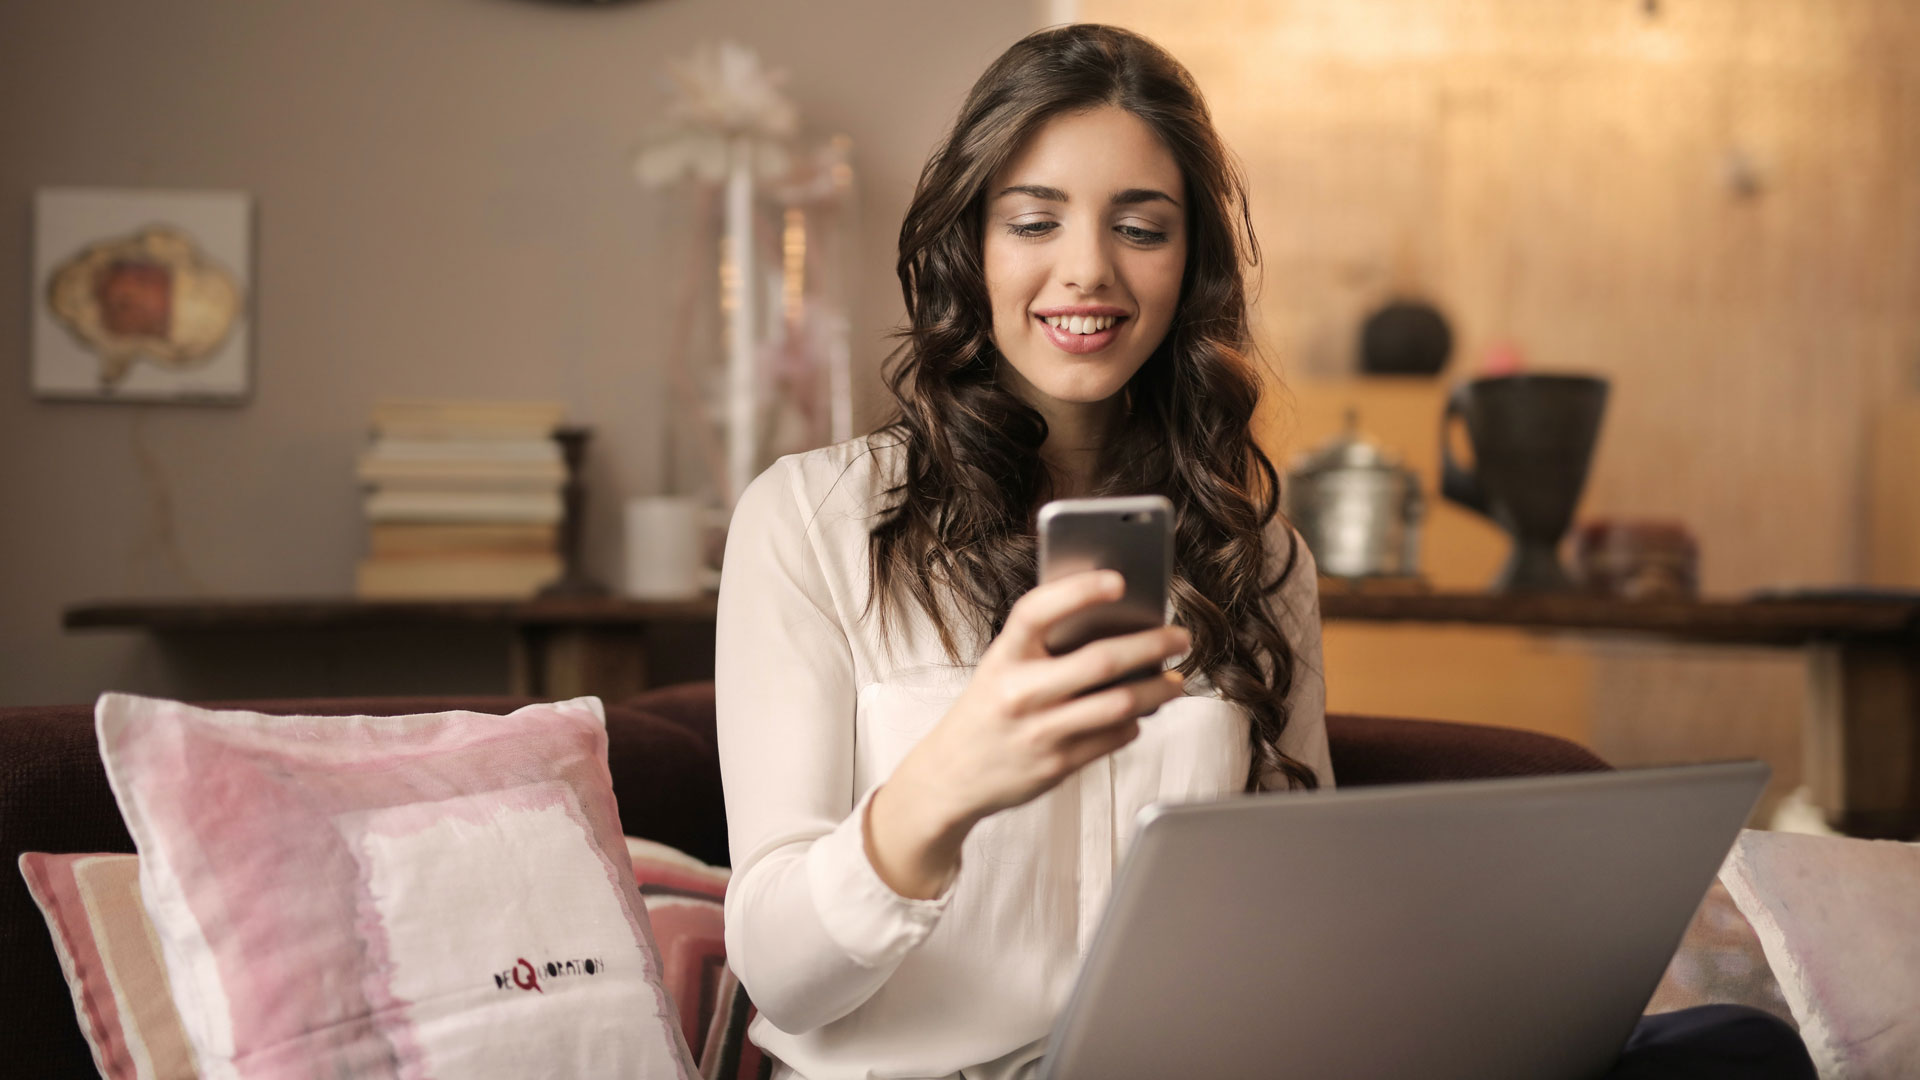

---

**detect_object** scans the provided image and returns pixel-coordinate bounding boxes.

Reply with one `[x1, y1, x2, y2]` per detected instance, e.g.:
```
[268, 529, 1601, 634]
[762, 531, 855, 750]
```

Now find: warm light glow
[782, 207, 807, 331]
[718, 235, 738, 347]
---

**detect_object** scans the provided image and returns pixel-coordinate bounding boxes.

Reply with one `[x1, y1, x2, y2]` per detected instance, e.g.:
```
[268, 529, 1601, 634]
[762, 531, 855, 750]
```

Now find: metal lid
[1292, 409, 1406, 476]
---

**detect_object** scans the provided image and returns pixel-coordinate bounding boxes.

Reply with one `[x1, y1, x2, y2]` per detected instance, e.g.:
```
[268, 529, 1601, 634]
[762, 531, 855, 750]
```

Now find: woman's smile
[1033, 305, 1130, 355]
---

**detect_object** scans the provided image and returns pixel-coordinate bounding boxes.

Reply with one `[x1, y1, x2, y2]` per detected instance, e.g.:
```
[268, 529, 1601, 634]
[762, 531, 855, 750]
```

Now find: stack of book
[354, 400, 568, 599]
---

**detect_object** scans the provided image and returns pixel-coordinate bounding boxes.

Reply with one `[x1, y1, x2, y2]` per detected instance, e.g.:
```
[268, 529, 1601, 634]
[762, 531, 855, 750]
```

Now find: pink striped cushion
[622, 838, 768, 1079]
[18, 852, 197, 1079]
[626, 837, 729, 1054]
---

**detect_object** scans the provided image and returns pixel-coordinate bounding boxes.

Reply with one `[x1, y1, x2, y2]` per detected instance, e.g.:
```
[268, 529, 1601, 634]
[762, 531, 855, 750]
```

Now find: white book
[364, 438, 563, 464]
[356, 457, 567, 488]
[363, 474, 565, 494]
[365, 490, 565, 525]
[371, 399, 566, 440]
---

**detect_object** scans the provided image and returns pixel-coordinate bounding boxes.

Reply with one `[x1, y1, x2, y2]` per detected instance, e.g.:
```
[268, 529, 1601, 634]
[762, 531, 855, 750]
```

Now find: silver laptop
[1042, 762, 1768, 1080]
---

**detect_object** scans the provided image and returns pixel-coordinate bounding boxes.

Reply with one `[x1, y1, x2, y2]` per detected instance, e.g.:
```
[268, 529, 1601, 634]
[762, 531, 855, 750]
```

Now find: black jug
[1441, 374, 1609, 592]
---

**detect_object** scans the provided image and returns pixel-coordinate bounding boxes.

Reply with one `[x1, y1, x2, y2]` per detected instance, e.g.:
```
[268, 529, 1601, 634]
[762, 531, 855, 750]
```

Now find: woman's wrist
[863, 767, 976, 901]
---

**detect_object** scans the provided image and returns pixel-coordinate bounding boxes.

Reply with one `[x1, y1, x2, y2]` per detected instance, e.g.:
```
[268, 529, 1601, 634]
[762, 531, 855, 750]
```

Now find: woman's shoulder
[734, 433, 903, 542]
[777, 432, 903, 495]
[1263, 512, 1321, 626]
[1256, 504, 1315, 579]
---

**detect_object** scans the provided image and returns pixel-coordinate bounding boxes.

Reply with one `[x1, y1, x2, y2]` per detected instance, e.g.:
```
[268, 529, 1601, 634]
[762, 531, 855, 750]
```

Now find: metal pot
[1284, 411, 1424, 579]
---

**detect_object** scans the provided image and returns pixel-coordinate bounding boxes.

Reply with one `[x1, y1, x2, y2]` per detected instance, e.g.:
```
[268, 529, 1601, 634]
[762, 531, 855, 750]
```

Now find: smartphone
[1036, 495, 1174, 659]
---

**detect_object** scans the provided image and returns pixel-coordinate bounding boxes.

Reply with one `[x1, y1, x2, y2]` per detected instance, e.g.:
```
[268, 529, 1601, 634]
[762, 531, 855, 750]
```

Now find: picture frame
[30, 187, 253, 404]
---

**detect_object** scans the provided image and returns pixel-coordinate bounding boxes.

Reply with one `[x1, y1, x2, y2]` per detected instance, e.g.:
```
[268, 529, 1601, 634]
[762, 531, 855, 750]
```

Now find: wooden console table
[66, 589, 1920, 837]
[1316, 588, 1920, 839]
[64, 596, 719, 703]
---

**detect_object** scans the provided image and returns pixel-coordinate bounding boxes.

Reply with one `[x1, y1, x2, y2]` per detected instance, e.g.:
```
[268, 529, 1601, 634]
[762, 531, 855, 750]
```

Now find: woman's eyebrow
[994, 184, 1181, 209]
[1112, 188, 1180, 208]
[996, 184, 1068, 202]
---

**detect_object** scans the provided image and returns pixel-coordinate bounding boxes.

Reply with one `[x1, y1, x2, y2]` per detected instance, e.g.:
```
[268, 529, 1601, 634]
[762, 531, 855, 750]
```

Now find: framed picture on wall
[30, 187, 253, 403]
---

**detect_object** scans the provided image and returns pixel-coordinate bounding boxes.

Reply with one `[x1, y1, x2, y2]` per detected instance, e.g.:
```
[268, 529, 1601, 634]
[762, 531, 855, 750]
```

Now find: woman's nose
[1057, 224, 1114, 292]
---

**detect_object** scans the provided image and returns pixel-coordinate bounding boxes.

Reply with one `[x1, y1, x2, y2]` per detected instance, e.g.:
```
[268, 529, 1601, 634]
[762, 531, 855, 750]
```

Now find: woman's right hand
[864, 570, 1191, 899]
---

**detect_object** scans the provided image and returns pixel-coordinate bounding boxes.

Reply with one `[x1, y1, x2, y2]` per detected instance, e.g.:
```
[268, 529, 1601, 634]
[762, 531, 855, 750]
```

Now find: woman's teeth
[1041, 314, 1118, 335]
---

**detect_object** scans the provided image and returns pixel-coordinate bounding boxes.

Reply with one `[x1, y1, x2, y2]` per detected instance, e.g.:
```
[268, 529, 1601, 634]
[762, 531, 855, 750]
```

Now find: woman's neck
[998, 362, 1121, 500]
[1037, 407, 1113, 499]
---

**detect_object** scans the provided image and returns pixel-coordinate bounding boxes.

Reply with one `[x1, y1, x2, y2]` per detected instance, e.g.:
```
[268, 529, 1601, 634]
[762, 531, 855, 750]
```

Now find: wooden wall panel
[1084, 0, 1920, 809]
[1869, 400, 1920, 586]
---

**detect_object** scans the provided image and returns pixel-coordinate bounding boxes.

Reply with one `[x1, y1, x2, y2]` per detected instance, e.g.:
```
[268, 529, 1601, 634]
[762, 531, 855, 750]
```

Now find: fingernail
[1103, 571, 1125, 594]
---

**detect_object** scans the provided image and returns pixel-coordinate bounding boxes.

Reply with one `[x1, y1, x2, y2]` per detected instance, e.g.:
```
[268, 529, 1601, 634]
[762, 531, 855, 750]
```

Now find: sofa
[0, 682, 1609, 1076]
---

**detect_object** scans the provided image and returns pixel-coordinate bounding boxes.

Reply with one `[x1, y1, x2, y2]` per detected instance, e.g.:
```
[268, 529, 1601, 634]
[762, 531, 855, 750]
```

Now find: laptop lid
[1043, 762, 1768, 1080]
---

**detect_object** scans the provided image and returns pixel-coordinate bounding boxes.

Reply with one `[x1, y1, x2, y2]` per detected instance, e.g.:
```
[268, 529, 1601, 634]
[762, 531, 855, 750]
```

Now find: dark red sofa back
[0, 686, 1603, 1076]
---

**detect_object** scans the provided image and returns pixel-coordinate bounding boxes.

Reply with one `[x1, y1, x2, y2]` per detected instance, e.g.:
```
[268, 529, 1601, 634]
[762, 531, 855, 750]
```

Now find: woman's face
[982, 105, 1188, 417]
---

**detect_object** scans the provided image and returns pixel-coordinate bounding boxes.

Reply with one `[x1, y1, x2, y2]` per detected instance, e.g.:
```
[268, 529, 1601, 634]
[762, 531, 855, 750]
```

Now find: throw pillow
[626, 838, 728, 1052]
[1720, 828, 1920, 1079]
[624, 838, 768, 1080]
[18, 851, 198, 1079]
[22, 840, 758, 1080]
[95, 692, 697, 1080]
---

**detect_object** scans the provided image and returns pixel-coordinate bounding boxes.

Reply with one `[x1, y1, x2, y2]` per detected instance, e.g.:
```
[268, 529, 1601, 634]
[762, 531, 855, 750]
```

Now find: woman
[715, 24, 1810, 1080]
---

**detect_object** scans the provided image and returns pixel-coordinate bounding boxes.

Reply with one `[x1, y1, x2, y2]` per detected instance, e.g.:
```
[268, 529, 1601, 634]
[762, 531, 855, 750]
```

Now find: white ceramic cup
[622, 495, 705, 600]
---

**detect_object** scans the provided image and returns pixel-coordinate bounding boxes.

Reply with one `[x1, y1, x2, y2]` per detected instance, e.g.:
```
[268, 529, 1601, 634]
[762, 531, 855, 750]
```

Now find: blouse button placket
[1075, 753, 1117, 958]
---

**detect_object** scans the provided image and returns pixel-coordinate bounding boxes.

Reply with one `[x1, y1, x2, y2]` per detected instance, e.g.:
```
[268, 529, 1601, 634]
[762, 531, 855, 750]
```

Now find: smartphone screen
[1036, 495, 1174, 657]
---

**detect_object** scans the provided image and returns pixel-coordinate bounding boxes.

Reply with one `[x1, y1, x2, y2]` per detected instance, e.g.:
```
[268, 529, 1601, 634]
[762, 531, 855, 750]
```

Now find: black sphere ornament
[1359, 299, 1454, 377]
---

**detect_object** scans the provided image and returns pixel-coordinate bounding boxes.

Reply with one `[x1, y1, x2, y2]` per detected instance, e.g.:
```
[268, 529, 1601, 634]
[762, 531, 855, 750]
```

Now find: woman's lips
[1036, 315, 1125, 355]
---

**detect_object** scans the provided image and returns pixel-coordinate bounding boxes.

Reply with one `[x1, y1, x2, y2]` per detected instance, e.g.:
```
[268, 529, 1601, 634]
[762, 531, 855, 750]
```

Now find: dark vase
[1440, 374, 1610, 592]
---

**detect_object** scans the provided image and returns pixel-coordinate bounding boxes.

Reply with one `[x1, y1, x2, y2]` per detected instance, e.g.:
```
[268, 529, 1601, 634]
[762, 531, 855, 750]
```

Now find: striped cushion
[624, 837, 769, 1080]
[18, 852, 195, 1079]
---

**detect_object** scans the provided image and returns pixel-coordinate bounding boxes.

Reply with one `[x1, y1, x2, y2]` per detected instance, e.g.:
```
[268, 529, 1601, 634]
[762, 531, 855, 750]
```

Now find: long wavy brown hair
[866, 24, 1315, 792]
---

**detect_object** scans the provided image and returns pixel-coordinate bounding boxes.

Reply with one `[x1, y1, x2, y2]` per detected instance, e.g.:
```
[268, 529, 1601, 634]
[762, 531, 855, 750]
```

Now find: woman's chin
[996, 348, 1147, 414]
[1022, 360, 1143, 402]
[1031, 378, 1132, 408]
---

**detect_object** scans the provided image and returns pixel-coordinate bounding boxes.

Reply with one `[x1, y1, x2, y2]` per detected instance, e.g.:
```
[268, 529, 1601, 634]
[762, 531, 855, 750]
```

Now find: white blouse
[714, 436, 1331, 1080]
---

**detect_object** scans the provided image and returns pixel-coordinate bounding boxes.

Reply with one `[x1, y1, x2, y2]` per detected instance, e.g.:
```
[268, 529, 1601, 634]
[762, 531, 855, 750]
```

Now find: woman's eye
[1002, 221, 1167, 243]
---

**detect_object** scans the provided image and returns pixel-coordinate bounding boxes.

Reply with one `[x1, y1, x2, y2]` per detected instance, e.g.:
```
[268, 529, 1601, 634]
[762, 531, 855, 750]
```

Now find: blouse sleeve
[1258, 524, 1335, 791]
[713, 458, 951, 1035]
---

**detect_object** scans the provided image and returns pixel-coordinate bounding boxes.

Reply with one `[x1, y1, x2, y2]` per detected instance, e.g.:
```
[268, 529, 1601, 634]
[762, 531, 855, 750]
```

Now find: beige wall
[0, 0, 1043, 706]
